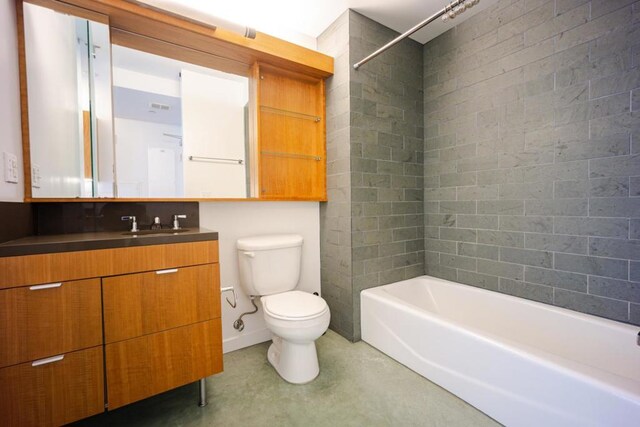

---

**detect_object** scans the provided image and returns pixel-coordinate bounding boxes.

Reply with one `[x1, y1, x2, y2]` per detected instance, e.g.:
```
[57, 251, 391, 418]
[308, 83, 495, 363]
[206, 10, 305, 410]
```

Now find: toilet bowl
[236, 234, 331, 384]
[262, 290, 330, 384]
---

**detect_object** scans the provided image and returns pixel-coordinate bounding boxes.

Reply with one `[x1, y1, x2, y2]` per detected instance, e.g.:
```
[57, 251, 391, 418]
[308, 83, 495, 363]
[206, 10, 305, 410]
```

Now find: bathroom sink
[122, 229, 191, 236]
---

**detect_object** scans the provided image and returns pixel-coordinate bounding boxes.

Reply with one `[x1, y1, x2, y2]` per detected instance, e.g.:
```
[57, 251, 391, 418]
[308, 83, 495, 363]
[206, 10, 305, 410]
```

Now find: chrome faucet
[172, 214, 187, 230]
[121, 215, 139, 232]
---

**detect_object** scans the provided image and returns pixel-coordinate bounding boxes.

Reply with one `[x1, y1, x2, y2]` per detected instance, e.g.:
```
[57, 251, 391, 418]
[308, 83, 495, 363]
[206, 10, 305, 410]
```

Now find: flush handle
[243, 252, 255, 258]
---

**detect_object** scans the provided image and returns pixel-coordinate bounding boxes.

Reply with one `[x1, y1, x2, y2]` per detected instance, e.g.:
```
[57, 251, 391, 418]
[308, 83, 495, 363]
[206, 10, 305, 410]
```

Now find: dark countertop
[0, 228, 218, 258]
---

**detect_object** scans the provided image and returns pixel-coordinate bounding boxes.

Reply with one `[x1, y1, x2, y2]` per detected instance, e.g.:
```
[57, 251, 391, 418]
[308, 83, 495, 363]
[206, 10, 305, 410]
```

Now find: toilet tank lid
[237, 234, 303, 251]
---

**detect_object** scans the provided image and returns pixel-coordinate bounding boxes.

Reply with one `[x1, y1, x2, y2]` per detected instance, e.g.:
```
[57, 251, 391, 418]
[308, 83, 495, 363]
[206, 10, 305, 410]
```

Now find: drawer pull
[156, 268, 178, 275]
[29, 282, 62, 291]
[32, 354, 64, 367]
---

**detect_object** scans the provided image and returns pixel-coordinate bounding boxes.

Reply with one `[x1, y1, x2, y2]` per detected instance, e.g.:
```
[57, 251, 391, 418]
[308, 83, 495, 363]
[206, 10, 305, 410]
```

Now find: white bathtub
[361, 275, 640, 427]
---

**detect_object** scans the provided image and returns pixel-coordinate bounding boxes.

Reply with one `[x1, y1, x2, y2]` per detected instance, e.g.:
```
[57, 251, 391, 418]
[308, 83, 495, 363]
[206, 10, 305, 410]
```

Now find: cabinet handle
[156, 268, 178, 275]
[32, 354, 64, 367]
[29, 283, 62, 291]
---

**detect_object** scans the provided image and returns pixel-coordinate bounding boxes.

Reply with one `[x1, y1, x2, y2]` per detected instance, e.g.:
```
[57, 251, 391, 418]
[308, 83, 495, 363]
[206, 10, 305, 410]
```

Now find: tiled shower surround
[320, 0, 640, 341]
[422, 0, 640, 325]
[319, 11, 424, 340]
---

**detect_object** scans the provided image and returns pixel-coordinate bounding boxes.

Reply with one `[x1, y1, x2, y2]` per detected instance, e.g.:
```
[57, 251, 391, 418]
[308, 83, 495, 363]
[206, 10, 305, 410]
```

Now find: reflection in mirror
[111, 46, 250, 198]
[23, 2, 114, 198]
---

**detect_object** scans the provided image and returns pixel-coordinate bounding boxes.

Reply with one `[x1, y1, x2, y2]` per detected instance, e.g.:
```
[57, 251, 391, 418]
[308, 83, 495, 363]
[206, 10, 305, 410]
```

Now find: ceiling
[140, 0, 498, 49]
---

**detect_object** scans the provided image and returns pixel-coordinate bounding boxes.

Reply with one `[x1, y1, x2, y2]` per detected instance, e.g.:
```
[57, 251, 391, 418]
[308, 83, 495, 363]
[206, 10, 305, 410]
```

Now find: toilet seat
[262, 290, 328, 321]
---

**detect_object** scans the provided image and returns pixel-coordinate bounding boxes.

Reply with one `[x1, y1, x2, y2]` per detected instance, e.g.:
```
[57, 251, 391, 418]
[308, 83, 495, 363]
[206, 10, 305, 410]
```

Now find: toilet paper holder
[220, 286, 237, 308]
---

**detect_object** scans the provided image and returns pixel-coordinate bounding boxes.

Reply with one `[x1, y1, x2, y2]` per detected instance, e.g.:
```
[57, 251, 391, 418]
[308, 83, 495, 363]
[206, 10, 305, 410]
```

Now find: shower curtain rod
[353, 0, 467, 70]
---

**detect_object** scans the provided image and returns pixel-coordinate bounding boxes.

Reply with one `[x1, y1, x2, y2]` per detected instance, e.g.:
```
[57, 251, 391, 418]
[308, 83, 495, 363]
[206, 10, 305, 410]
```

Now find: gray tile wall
[319, 11, 354, 339]
[423, 0, 640, 325]
[319, 10, 425, 341]
[350, 11, 424, 340]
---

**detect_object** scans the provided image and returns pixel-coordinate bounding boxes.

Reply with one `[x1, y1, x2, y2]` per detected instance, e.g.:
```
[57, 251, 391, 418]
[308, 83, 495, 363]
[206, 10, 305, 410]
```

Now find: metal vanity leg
[198, 378, 207, 407]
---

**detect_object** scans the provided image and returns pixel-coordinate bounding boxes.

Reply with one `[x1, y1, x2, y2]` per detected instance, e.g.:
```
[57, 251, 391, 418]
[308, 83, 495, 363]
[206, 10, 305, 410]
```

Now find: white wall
[199, 202, 321, 352]
[114, 118, 182, 197]
[23, 3, 82, 198]
[182, 69, 247, 198]
[0, 0, 24, 202]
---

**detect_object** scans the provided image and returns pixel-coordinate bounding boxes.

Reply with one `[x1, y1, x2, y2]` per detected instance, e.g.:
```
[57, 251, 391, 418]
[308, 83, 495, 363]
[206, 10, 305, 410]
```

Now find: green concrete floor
[77, 330, 499, 426]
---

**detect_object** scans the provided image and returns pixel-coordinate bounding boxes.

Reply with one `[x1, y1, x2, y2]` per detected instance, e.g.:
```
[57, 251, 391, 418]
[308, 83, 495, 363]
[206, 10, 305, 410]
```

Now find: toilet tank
[237, 234, 303, 296]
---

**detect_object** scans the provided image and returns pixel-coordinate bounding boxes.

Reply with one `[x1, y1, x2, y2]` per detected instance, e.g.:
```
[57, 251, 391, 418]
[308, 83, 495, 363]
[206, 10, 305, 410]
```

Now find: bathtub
[361, 275, 640, 427]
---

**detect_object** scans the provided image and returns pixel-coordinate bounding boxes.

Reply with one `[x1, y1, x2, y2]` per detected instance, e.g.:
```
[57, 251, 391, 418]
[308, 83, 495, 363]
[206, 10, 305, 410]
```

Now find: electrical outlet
[32, 164, 41, 188]
[3, 152, 19, 184]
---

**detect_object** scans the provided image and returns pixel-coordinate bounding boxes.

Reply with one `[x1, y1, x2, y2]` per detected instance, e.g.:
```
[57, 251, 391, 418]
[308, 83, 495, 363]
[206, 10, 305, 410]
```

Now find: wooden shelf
[260, 106, 322, 122]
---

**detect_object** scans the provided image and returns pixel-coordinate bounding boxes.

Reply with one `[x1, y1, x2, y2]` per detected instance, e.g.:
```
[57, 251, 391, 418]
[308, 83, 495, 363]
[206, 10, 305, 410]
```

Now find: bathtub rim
[363, 274, 639, 336]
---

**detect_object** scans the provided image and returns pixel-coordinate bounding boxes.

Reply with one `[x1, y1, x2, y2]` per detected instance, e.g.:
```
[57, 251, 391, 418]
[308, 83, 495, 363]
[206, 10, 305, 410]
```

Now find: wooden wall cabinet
[0, 240, 222, 426]
[255, 64, 327, 200]
[18, 0, 333, 203]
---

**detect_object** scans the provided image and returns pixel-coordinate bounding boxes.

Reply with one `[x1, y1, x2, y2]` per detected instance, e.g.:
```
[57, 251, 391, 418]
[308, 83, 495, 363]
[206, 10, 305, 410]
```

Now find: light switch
[32, 163, 41, 188]
[3, 152, 19, 184]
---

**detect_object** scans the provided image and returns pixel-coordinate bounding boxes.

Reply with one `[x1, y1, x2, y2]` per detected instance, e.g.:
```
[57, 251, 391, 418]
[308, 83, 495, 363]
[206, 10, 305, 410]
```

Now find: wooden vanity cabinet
[102, 261, 222, 409]
[0, 277, 105, 426]
[0, 240, 222, 426]
[0, 347, 105, 426]
[0, 278, 102, 369]
[102, 263, 220, 343]
[105, 319, 222, 409]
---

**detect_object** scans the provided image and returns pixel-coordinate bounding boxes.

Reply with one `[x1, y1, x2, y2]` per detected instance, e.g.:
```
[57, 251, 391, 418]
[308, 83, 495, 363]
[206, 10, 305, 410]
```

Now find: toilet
[237, 234, 330, 384]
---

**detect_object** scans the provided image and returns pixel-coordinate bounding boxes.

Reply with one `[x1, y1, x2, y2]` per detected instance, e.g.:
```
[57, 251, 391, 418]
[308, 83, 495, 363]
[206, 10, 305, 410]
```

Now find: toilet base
[267, 335, 320, 384]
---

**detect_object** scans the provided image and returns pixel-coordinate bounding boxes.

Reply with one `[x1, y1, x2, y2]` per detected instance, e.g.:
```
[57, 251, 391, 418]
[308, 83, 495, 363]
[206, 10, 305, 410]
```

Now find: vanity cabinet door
[105, 319, 223, 409]
[0, 346, 105, 426]
[102, 263, 220, 343]
[0, 278, 102, 368]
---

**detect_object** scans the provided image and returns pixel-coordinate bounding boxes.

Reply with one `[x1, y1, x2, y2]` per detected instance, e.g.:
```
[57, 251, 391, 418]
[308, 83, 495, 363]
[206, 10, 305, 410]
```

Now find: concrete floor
[77, 331, 499, 426]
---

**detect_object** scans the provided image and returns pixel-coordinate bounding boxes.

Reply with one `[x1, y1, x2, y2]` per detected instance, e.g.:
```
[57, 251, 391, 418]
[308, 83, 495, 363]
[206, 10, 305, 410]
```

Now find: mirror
[23, 2, 114, 198]
[111, 46, 250, 198]
[23, 3, 252, 199]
